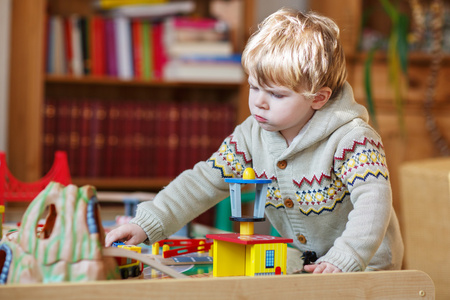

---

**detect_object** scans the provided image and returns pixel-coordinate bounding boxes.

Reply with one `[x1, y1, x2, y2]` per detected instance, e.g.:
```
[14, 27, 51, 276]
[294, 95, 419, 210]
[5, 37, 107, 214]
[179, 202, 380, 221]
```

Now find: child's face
[248, 75, 316, 145]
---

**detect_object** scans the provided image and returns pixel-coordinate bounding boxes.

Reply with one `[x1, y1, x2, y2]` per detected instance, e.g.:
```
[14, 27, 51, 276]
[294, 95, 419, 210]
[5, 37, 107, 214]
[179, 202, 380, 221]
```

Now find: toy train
[112, 241, 144, 279]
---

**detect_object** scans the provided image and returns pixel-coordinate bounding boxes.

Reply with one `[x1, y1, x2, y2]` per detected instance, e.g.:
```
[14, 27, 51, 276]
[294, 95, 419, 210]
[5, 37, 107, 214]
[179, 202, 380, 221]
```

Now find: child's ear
[311, 87, 332, 110]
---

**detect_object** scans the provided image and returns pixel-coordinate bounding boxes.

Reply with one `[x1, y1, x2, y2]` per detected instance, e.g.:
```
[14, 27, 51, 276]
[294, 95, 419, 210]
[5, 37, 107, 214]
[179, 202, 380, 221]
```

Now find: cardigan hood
[264, 82, 369, 156]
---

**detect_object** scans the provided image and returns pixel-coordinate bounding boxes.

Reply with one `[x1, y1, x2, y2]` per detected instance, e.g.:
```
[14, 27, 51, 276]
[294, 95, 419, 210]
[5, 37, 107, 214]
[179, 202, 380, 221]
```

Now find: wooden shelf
[45, 75, 244, 89]
[72, 177, 173, 190]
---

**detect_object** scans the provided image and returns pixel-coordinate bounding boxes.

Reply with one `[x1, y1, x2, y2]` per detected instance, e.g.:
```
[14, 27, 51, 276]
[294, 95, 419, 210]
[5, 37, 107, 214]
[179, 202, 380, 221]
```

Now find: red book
[152, 22, 167, 80]
[172, 16, 222, 30]
[178, 101, 191, 174]
[188, 101, 202, 168]
[105, 101, 120, 177]
[63, 17, 73, 75]
[131, 19, 143, 79]
[116, 102, 135, 177]
[210, 102, 234, 155]
[141, 101, 157, 177]
[78, 98, 93, 177]
[224, 103, 235, 140]
[67, 99, 81, 177]
[155, 101, 169, 177]
[91, 16, 106, 76]
[55, 98, 71, 160]
[131, 101, 143, 177]
[42, 97, 57, 175]
[88, 99, 108, 177]
[199, 102, 211, 162]
[165, 102, 180, 178]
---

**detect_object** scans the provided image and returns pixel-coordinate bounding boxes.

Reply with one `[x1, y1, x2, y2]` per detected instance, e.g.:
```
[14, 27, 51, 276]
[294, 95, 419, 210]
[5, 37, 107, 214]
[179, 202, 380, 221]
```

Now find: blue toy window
[265, 250, 275, 268]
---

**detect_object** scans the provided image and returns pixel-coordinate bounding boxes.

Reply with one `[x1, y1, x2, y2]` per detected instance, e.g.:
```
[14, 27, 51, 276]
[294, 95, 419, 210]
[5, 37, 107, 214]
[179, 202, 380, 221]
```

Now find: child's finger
[105, 228, 126, 247]
[303, 264, 317, 273]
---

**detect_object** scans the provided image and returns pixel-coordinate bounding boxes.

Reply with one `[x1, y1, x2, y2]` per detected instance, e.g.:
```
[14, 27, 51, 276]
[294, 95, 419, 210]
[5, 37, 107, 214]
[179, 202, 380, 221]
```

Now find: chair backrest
[0, 151, 71, 205]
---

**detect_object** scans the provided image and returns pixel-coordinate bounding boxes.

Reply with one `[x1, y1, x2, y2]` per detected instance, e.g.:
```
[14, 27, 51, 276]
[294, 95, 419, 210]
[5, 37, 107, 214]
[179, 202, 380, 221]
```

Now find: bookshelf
[10, 0, 450, 197]
[8, 0, 255, 190]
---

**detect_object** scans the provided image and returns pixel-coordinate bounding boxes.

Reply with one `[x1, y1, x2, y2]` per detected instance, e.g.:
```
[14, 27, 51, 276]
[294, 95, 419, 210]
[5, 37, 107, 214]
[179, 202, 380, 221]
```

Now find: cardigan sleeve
[130, 119, 254, 244]
[315, 125, 393, 272]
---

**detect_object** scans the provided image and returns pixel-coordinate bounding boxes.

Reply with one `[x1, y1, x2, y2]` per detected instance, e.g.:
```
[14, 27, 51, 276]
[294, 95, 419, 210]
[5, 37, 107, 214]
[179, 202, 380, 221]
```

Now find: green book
[141, 20, 153, 80]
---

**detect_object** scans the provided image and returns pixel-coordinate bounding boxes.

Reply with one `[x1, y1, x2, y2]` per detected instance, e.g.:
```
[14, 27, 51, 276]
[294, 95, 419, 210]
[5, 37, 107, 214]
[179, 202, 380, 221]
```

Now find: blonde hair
[242, 8, 347, 99]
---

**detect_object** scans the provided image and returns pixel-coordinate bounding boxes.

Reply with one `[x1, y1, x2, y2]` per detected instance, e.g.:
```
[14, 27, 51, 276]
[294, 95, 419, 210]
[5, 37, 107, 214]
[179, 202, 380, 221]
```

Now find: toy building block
[157, 239, 213, 258]
[111, 241, 144, 279]
[206, 167, 293, 277]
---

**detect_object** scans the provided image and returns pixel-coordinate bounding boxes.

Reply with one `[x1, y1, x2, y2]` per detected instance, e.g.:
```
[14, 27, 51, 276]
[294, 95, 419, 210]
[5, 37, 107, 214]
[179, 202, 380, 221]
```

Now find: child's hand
[303, 262, 342, 274]
[105, 223, 147, 247]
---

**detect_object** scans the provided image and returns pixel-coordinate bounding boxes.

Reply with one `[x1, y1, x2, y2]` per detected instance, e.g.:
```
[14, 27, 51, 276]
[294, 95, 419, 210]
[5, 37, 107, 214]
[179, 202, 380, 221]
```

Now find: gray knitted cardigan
[131, 82, 404, 272]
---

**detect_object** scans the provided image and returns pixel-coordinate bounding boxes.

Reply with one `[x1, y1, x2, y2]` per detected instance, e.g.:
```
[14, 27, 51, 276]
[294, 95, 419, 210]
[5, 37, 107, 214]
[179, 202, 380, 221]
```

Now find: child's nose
[254, 93, 269, 109]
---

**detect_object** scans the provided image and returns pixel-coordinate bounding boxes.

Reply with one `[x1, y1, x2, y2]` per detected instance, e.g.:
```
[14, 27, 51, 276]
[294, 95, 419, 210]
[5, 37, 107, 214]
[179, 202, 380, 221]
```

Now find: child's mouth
[254, 115, 267, 123]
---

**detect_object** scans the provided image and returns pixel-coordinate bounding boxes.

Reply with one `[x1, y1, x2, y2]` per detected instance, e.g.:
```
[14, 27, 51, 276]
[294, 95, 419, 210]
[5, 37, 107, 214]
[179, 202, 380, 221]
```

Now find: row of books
[42, 97, 236, 178]
[46, 14, 167, 80]
[45, 10, 244, 82]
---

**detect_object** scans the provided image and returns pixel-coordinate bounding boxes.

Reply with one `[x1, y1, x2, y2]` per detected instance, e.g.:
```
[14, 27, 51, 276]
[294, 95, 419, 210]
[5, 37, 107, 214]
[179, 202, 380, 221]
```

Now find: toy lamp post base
[240, 222, 253, 235]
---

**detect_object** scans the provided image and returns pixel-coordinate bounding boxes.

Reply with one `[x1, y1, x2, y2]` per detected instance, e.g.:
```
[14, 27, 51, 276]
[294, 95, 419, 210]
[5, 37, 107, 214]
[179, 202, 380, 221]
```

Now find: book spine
[188, 101, 201, 169]
[172, 16, 222, 30]
[42, 97, 57, 175]
[165, 102, 180, 177]
[132, 102, 144, 177]
[63, 16, 73, 75]
[152, 22, 166, 80]
[141, 20, 152, 80]
[55, 98, 71, 168]
[115, 16, 133, 79]
[117, 102, 135, 177]
[78, 99, 92, 177]
[131, 19, 143, 79]
[91, 16, 106, 76]
[155, 101, 168, 177]
[142, 101, 156, 177]
[104, 17, 118, 77]
[68, 99, 81, 177]
[79, 17, 91, 75]
[52, 15, 67, 75]
[105, 101, 120, 177]
[70, 15, 83, 76]
[87, 99, 108, 177]
[199, 102, 210, 162]
[178, 101, 191, 174]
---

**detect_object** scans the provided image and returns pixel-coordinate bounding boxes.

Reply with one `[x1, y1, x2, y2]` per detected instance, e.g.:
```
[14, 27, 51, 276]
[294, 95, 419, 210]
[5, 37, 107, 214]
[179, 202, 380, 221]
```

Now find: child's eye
[271, 93, 284, 99]
[249, 85, 258, 91]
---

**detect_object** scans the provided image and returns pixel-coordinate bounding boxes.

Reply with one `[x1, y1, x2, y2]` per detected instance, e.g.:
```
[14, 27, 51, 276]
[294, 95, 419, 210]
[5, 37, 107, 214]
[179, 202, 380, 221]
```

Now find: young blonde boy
[106, 8, 404, 273]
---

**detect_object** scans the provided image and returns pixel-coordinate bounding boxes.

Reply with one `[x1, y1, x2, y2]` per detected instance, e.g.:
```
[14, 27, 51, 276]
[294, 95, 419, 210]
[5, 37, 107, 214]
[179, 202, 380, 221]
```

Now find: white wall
[0, 0, 11, 152]
[256, 0, 310, 24]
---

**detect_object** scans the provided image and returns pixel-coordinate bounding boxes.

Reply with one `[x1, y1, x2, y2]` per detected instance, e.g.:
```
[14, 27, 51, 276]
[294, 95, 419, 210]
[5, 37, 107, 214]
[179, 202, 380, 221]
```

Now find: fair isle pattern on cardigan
[209, 134, 390, 217]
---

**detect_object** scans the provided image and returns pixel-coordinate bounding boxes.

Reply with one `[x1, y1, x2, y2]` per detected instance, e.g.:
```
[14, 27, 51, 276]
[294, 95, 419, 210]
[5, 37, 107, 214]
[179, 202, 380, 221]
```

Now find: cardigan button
[277, 160, 287, 169]
[284, 198, 294, 208]
[297, 234, 307, 244]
